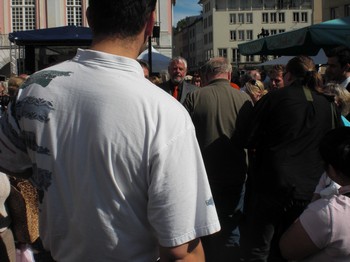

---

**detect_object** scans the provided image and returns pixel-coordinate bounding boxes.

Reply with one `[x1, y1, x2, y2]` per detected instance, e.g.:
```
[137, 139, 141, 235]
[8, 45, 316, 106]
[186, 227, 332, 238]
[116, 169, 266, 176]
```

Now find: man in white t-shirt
[0, 1, 220, 261]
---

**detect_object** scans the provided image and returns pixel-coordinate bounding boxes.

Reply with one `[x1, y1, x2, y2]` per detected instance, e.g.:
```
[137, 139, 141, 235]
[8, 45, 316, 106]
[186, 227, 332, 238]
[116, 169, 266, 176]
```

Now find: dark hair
[269, 64, 285, 76]
[88, 0, 157, 39]
[137, 59, 150, 71]
[286, 56, 323, 91]
[326, 46, 350, 70]
[319, 127, 350, 178]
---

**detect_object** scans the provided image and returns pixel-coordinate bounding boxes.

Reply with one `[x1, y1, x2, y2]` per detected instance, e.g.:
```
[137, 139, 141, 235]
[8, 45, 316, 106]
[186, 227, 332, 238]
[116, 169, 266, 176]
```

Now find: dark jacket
[244, 81, 340, 200]
[159, 80, 197, 104]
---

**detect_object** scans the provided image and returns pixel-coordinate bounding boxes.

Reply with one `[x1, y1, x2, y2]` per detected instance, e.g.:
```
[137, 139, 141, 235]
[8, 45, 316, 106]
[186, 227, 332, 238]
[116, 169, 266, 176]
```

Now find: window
[205, 2, 211, 13]
[204, 34, 208, 45]
[209, 31, 213, 43]
[238, 13, 244, 24]
[67, 0, 82, 26]
[301, 12, 308, 22]
[345, 5, 350, 17]
[270, 13, 277, 23]
[206, 49, 214, 60]
[238, 30, 245, 41]
[218, 48, 227, 58]
[293, 12, 300, 22]
[270, 29, 277, 35]
[279, 29, 285, 33]
[208, 15, 213, 27]
[277, 0, 285, 9]
[246, 30, 253, 40]
[246, 55, 254, 62]
[262, 13, 269, 23]
[278, 12, 285, 23]
[204, 18, 208, 29]
[230, 30, 237, 41]
[246, 13, 253, 23]
[232, 48, 241, 62]
[230, 14, 236, 24]
[11, 0, 36, 31]
[330, 8, 336, 19]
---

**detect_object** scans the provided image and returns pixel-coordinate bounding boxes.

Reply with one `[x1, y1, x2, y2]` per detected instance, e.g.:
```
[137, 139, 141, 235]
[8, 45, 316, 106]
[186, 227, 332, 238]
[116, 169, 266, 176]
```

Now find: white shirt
[0, 49, 220, 261]
[340, 76, 350, 89]
[300, 194, 350, 261]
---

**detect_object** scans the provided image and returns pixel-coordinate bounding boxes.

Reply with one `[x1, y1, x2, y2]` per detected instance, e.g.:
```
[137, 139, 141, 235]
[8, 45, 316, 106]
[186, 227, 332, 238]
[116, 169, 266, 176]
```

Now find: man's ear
[145, 11, 156, 38]
[227, 72, 232, 81]
[86, 7, 93, 28]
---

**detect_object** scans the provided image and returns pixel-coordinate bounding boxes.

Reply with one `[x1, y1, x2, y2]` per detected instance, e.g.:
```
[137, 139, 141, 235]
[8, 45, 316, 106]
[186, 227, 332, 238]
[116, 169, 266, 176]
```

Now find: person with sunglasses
[242, 79, 268, 104]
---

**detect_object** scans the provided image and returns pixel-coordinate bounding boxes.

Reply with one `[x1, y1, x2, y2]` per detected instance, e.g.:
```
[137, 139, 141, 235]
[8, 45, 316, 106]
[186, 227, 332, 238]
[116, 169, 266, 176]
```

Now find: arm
[159, 238, 205, 262]
[279, 219, 320, 260]
[182, 92, 194, 116]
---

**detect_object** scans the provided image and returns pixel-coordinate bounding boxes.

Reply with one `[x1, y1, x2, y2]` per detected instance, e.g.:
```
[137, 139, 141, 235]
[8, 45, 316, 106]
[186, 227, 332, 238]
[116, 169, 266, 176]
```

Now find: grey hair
[200, 57, 232, 76]
[169, 56, 188, 69]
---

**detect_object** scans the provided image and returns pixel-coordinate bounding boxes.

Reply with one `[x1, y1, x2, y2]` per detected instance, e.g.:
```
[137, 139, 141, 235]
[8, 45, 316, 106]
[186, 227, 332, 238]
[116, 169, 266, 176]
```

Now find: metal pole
[148, 36, 152, 75]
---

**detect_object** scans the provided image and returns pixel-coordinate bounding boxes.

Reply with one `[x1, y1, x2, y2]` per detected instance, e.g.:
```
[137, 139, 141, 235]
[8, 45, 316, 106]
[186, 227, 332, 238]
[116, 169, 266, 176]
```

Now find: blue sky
[173, 0, 202, 26]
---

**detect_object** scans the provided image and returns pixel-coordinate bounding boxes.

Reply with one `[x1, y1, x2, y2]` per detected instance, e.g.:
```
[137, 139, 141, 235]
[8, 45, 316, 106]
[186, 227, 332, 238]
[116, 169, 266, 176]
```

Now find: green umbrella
[238, 16, 350, 56]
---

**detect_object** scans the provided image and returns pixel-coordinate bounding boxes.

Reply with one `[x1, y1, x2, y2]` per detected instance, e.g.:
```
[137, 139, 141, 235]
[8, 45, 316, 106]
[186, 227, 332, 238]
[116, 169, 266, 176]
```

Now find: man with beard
[159, 56, 197, 104]
[325, 46, 350, 121]
[325, 46, 350, 91]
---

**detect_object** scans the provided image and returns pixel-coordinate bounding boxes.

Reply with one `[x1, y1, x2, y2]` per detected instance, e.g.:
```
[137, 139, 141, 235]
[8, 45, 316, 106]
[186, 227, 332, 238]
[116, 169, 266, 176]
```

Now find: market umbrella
[257, 48, 328, 66]
[137, 47, 171, 73]
[238, 16, 350, 56]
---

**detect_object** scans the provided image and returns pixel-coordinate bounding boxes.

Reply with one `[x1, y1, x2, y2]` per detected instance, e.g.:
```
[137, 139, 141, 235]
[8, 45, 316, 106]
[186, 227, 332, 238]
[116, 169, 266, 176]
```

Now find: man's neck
[90, 36, 144, 59]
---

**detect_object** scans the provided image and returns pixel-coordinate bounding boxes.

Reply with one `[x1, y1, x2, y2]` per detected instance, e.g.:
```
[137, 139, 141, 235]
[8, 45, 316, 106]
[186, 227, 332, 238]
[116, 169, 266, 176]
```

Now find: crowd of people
[0, 1, 350, 262]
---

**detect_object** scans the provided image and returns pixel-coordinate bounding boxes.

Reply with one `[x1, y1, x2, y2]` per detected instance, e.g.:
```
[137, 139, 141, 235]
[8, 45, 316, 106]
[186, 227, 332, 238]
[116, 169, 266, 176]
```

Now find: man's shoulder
[183, 81, 197, 91]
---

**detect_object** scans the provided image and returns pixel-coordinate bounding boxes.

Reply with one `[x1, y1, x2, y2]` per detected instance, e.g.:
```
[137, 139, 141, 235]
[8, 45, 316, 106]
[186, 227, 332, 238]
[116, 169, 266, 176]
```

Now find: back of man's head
[87, 0, 156, 38]
[200, 57, 232, 84]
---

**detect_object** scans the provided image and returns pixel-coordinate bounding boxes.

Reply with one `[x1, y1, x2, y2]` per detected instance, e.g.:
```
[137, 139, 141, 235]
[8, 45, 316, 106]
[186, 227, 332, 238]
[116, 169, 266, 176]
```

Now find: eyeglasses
[248, 79, 259, 86]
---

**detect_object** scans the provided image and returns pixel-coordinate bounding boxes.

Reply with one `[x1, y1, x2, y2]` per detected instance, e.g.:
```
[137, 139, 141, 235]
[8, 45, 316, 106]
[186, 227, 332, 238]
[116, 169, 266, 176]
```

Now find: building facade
[313, 0, 350, 23]
[0, 0, 174, 76]
[174, 15, 204, 73]
[174, 0, 350, 71]
[200, 0, 313, 69]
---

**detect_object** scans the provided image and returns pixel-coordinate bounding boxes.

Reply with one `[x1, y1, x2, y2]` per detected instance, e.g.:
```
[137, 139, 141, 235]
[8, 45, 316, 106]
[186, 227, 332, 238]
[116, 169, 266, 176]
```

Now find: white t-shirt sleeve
[147, 125, 220, 247]
[299, 199, 331, 249]
[314, 173, 340, 198]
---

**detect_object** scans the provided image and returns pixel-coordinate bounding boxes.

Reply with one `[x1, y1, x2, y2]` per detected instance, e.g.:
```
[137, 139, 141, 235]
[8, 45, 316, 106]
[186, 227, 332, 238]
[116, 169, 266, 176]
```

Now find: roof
[9, 26, 92, 46]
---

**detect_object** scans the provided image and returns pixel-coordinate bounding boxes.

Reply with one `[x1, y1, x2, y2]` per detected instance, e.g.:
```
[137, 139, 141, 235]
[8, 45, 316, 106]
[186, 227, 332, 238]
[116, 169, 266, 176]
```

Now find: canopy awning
[238, 16, 350, 56]
[257, 48, 328, 66]
[9, 26, 92, 46]
[137, 46, 171, 73]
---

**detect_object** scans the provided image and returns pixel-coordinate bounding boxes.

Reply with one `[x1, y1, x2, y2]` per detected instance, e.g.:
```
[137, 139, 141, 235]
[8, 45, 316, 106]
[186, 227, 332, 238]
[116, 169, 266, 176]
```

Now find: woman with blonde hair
[242, 79, 267, 104]
[323, 82, 350, 126]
